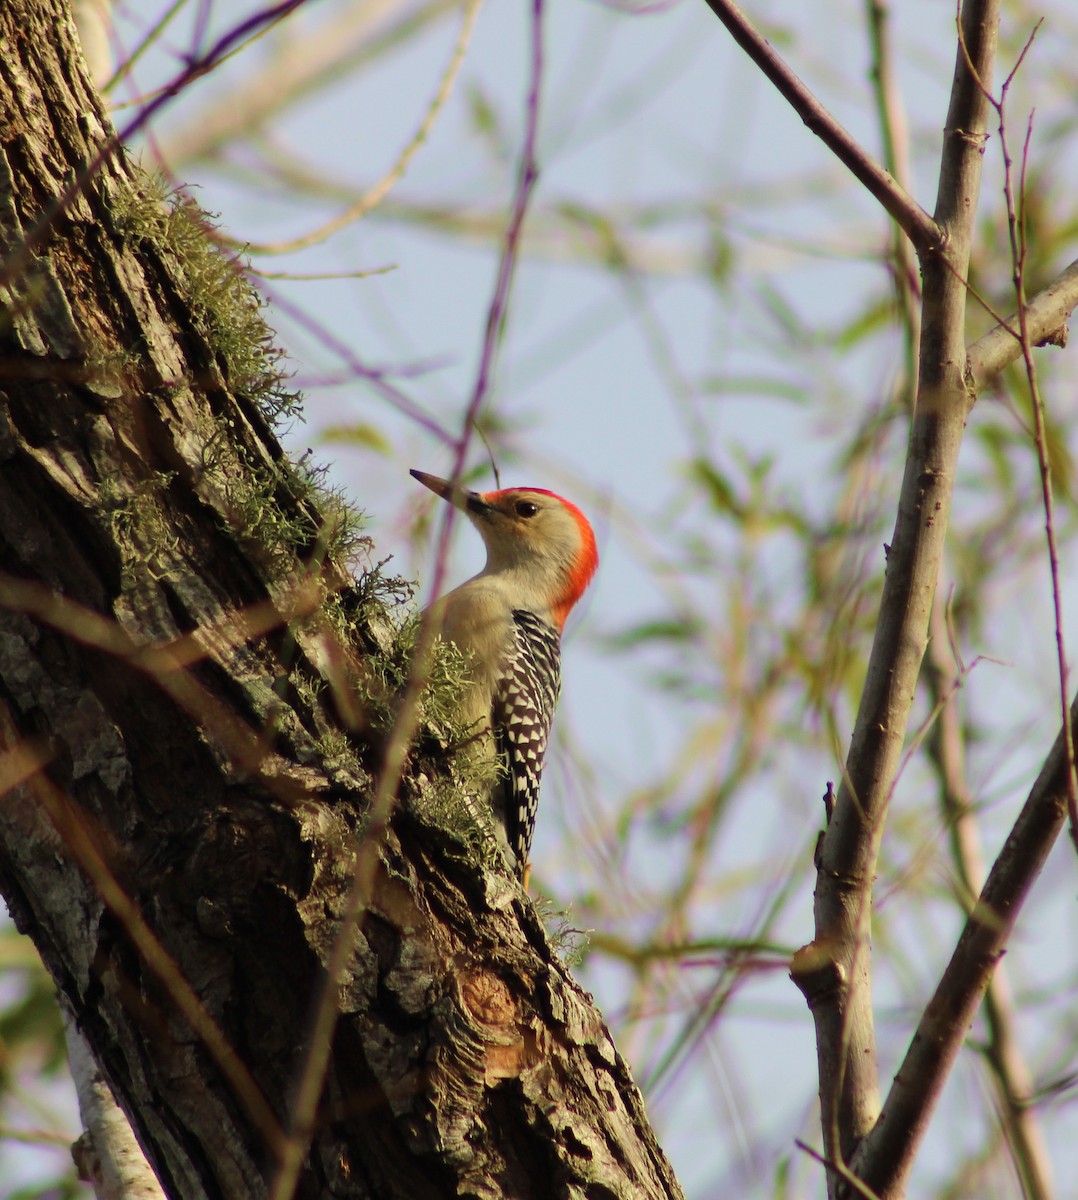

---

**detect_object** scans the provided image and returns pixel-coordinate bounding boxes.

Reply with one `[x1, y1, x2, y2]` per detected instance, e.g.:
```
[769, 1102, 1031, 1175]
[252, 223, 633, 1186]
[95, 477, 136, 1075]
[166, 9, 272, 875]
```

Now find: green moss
[398, 629, 513, 873]
[99, 470, 179, 588]
[315, 586, 510, 860]
[113, 169, 376, 579]
[113, 170, 298, 425]
[106, 170, 494, 847]
[223, 452, 368, 575]
[405, 770, 506, 873]
[323, 604, 474, 739]
[534, 899, 591, 968]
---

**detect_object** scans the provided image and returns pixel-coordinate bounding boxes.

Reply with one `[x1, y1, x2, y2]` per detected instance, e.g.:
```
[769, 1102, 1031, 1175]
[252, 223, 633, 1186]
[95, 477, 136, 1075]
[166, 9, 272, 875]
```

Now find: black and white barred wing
[492, 609, 562, 872]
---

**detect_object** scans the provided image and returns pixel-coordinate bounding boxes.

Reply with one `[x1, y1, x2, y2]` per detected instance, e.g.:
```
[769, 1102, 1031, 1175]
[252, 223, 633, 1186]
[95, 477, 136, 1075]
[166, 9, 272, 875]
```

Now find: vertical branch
[793, 1, 999, 1191]
[866, 0, 920, 399]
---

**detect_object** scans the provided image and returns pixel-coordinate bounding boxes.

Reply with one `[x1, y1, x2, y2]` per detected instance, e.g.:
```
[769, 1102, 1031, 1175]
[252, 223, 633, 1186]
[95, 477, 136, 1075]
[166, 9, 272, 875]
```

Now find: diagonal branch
[853, 685, 1075, 1196]
[700, 0, 941, 252]
[923, 598, 1054, 1200]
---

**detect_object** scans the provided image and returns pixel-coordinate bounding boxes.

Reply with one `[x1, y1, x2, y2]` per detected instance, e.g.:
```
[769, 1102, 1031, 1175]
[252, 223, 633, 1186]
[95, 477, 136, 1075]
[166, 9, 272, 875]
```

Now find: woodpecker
[411, 469, 598, 880]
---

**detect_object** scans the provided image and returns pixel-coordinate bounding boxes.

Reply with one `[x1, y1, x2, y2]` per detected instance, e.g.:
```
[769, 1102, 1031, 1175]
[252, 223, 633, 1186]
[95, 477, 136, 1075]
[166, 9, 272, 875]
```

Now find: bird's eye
[515, 500, 540, 518]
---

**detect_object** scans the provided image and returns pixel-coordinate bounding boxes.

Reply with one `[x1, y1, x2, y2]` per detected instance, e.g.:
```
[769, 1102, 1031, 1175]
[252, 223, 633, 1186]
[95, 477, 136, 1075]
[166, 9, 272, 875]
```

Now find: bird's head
[411, 469, 598, 629]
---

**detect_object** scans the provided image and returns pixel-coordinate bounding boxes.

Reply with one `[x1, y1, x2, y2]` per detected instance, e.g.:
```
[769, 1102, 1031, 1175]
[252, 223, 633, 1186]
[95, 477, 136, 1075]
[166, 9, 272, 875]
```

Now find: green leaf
[320, 423, 391, 454]
[688, 457, 745, 518]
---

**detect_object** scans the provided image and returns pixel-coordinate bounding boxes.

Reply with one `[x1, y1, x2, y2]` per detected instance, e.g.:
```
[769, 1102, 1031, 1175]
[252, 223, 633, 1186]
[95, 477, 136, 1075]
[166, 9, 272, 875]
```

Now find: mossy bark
[0, 3, 683, 1198]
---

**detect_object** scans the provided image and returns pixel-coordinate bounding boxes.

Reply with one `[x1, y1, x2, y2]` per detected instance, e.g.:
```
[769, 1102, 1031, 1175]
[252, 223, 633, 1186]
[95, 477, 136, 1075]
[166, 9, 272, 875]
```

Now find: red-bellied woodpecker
[411, 469, 598, 881]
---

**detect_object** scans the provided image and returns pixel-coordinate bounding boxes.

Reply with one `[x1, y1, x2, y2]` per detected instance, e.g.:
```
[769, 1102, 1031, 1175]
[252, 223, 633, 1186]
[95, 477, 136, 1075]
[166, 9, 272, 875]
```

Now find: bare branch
[700, 0, 940, 251]
[996, 90, 1078, 858]
[966, 258, 1078, 393]
[804, 1, 1000, 1192]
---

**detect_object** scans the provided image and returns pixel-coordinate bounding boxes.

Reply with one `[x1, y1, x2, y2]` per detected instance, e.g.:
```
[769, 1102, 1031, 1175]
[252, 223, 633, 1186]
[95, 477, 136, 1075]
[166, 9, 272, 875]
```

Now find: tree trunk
[0, 4, 683, 1198]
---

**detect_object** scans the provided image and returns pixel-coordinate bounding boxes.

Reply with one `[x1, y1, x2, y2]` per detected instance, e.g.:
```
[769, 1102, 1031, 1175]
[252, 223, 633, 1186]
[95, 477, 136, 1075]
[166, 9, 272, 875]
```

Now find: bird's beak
[410, 469, 491, 516]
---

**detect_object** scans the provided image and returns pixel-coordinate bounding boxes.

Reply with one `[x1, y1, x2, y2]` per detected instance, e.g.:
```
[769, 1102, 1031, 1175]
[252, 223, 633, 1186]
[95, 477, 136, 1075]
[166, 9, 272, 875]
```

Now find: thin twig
[101, 0, 188, 96]
[160, 1, 462, 168]
[235, 0, 484, 256]
[794, 1139, 882, 1200]
[992, 61, 1078, 853]
[253, 281, 457, 446]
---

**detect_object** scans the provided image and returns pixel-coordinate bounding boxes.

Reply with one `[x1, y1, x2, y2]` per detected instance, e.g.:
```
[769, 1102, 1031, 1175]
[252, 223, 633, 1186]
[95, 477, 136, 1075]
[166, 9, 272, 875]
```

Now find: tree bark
[0, 4, 683, 1198]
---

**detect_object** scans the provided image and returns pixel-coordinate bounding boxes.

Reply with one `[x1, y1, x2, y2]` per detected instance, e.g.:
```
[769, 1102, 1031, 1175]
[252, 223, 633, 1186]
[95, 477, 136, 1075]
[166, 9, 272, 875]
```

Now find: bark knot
[457, 967, 542, 1084]
[790, 941, 846, 1010]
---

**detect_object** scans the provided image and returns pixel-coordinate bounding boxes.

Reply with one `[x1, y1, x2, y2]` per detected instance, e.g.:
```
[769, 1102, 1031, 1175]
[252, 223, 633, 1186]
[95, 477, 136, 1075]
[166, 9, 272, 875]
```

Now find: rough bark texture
[0, 4, 683, 1198]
